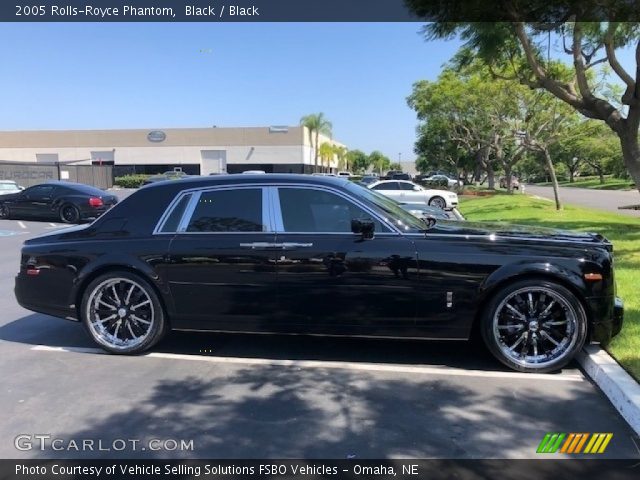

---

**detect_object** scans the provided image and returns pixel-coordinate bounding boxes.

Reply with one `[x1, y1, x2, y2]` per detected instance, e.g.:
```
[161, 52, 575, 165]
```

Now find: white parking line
[17, 221, 26, 229]
[30, 345, 585, 382]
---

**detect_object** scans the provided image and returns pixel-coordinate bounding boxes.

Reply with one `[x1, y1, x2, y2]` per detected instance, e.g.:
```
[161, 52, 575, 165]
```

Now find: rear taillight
[89, 197, 103, 207]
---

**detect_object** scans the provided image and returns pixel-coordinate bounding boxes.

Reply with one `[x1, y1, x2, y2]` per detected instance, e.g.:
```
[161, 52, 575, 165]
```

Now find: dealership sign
[147, 130, 167, 142]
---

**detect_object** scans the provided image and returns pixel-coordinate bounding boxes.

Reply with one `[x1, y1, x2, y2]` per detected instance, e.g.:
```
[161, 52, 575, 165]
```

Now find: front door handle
[240, 242, 313, 250]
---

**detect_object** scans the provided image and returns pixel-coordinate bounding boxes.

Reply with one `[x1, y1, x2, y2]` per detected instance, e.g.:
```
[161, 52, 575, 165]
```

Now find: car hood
[430, 220, 611, 249]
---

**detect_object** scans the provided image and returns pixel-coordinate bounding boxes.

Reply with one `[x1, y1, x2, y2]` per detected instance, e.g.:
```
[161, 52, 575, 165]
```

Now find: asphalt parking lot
[0, 208, 639, 460]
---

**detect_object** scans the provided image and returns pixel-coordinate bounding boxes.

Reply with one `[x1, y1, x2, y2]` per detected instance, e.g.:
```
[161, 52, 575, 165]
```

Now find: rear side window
[372, 182, 400, 191]
[160, 193, 192, 233]
[186, 188, 264, 232]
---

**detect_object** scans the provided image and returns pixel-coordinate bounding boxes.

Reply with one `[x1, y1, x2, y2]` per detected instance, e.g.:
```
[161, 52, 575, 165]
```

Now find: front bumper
[589, 295, 624, 345]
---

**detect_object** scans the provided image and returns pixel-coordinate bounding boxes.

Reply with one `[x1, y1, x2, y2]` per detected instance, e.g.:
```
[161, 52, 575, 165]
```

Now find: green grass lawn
[459, 194, 640, 379]
[536, 176, 635, 190]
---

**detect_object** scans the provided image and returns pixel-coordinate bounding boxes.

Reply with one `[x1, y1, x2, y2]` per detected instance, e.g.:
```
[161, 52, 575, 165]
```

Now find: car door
[10, 185, 55, 218]
[371, 181, 403, 202]
[399, 181, 428, 203]
[271, 185, 418, 335]
[164, 186, 279, 331]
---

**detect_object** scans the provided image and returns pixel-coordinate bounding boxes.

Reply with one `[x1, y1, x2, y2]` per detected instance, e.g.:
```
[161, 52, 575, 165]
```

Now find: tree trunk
[569, 169, 574, 183]
[543, 149, 562, 211]
[598, 169, 605, 184]
[619, 131, 640, 194]
[486, 162, 496, 190]
[314, 130, 319, 172]
[505, 165, 513, 194]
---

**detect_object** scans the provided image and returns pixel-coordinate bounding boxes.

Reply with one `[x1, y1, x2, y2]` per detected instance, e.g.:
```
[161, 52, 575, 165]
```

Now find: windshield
[345, 182, 429, 232]
[0, 183, 18, 190]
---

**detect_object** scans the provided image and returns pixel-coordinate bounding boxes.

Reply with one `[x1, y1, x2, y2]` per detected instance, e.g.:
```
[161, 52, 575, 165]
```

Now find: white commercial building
[0, 126, 344, 176]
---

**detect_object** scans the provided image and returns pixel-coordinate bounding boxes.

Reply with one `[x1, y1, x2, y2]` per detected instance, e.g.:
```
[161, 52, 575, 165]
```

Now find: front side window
[25, 185, 54, 197]
[372, 182, 400, 191]
[278, 188, 386, 233]
[186, 188, 264, 232]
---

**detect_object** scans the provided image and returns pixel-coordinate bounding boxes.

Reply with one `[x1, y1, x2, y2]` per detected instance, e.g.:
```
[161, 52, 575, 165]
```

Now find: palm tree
[333, 145, 348, 171]
[319, 143, 335, 172]
[300, 113, 333, 172]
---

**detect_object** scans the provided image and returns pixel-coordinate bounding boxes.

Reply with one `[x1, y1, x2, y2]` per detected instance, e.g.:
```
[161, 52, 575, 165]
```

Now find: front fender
[478, 261, 588, 303]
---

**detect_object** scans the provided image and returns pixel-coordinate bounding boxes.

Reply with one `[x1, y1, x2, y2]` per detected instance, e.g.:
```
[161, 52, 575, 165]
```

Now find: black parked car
[14, 174, 623, 372]
[0, 181, 118, 223]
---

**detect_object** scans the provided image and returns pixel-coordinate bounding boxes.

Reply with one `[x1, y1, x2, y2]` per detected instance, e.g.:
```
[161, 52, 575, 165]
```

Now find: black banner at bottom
[2, 460, 640, 480]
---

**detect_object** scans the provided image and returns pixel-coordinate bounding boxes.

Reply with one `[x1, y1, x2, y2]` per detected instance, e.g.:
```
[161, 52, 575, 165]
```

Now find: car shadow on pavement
[0, 313, 580, 374]
[14, 364, 640, 460]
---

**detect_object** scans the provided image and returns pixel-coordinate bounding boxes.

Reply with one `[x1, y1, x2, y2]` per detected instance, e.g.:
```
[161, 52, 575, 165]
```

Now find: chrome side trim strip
[172, 328, 466, 341]
[177, 191, 202, 233]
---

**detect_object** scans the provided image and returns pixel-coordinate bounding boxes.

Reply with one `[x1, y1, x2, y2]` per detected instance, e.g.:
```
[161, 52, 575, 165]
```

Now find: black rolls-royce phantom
[14, 174, 623, 372]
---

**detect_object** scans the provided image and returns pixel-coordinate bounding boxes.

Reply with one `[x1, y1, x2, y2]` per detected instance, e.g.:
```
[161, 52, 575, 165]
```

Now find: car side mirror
[351, 218, 375, 240]
[424, 215, 437, 229]
[18, 186, 25, 191]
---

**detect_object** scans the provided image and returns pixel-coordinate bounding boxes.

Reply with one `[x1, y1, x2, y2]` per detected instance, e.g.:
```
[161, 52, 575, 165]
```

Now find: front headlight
[448, 193, 458, 199]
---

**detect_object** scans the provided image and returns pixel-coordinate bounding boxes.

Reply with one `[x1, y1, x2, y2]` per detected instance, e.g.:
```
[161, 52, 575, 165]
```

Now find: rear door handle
[240, 242, 313, 250]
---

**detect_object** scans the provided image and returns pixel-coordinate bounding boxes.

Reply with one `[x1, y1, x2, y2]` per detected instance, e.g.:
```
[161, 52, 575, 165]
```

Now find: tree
[369, 151, 391, 174]
[300, 113, 333, 172]
[347, 149, 371, 173]
[389, 162, 403, 171]
[407, 65, 530, 192]
[405, 4, 640, 194]
[333, 145, 349, 171]
[318, 142, 335, 171]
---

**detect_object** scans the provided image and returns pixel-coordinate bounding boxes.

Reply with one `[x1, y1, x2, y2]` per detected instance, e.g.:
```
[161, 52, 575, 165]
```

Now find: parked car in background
[0, 180, 24, 195]
[142, 170, 191, 185]
[499, 176, 520, 190]
[425, 174, 462, 189]
[359, 175, 379, 186]
[14, 174, 623, 373]
[384, 171, 411, 180]
[368, 180, 458, 209]
[0, 181, 118, 223]
[398, 202, 465, 221]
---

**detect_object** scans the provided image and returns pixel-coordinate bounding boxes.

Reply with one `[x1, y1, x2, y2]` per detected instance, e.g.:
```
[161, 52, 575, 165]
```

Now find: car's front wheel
[481, 279, 587, 373]
[428, 196, 446, 209]
[80, 271, 167, 354]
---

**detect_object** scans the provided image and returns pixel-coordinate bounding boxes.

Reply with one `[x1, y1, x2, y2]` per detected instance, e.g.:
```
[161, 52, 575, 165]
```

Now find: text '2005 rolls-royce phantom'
[15, 174, 623, 373]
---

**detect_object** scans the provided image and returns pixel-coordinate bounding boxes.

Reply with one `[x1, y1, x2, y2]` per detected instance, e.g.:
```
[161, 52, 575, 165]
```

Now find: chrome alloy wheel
[86, 278, 155, 350]
[492, 286, 580, 369]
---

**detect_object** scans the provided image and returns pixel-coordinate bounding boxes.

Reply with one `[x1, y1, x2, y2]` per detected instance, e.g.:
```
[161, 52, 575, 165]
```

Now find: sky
[0, 23, 636, 164]
[0, 23, 461, 163]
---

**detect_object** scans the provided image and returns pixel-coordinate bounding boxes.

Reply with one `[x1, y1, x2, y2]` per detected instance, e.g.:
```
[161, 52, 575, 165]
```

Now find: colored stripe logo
[537, 433, 613, 454]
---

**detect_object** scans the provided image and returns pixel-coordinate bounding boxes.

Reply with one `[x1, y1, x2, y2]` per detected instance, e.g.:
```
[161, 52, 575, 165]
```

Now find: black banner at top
[3, 0, 640, 22]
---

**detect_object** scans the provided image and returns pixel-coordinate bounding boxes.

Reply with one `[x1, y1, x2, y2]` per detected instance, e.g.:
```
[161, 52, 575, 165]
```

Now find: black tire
[0, 203, 10, 219]
[80, 271, 167, 354]
[428, 196, 446, 209]
[480, 279, 587, 373]
[60, 203, 80, 223]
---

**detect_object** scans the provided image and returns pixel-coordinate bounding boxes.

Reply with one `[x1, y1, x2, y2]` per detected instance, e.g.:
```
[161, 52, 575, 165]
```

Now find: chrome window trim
[152, 182, 401, 236]
[262, 188, 274, 232]
[177, 191, 202, 232]
[274, 184, 397, 234]
[152, 192, 193, 235]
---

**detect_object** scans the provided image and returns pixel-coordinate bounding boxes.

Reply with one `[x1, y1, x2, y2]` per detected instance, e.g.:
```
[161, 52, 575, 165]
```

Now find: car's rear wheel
[81, 271, 167, 354]
[481, 279, 587, 373]
[0, 204, 10, 219]
[60, 203, 80, 223]
[428, 196, 446, 209]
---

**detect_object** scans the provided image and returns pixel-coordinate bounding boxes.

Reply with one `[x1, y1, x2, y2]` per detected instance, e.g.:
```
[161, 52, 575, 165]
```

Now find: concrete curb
[577, 345, 640, 436]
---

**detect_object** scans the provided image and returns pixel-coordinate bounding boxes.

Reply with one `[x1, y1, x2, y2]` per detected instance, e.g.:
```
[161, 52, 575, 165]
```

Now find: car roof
[369, 179, 415, 186]
[141, 173, 353, 190]
[0, 180, 18, 184]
